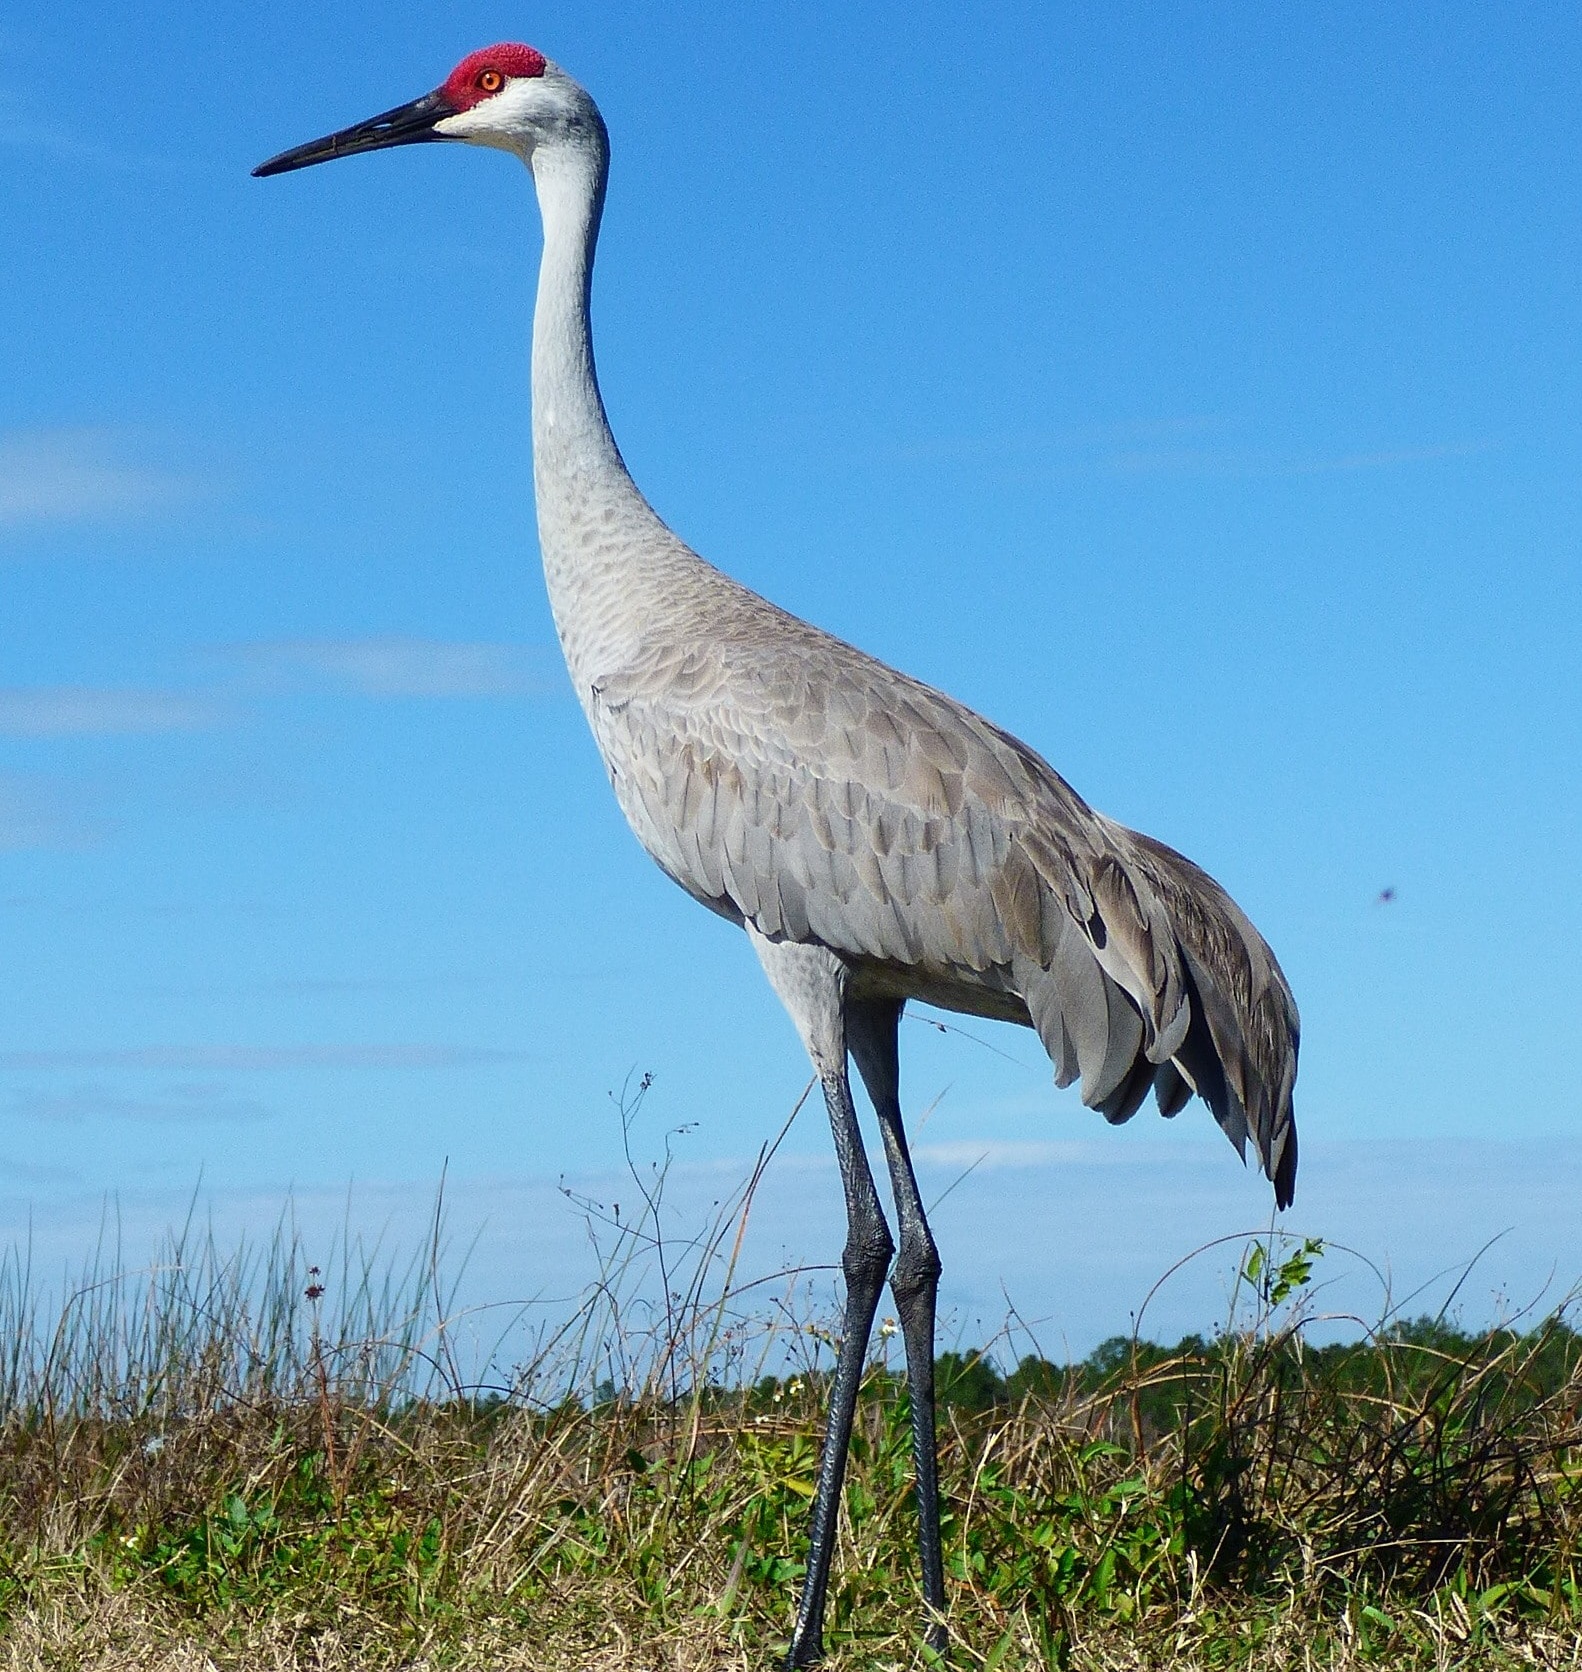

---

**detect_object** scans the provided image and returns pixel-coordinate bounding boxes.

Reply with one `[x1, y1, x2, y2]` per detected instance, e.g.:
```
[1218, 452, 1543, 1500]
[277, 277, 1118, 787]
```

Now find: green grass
[0, 1148, 1580, 1668]
[6, 1330, 1582, 1669]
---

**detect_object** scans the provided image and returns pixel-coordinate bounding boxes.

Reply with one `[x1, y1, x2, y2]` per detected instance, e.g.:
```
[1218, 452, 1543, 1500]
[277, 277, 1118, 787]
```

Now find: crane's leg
[848, 997, 947, 1656]
[747, 928, 893, 1669]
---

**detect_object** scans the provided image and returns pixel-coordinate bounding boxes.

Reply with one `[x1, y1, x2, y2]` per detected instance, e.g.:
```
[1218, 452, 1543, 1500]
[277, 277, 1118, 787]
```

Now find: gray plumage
[591, 565, 1298, 1209]
[253, 49, 1300, 1662]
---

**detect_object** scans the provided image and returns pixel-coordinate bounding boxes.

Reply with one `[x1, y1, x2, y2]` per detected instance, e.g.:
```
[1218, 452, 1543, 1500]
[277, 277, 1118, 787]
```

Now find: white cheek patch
[434, 107, 491, 139]
[435, 81, 542, 146]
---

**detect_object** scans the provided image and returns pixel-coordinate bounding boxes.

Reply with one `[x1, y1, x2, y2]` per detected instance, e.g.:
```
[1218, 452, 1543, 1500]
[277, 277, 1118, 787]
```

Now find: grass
[3, 1107, 1582, 1668]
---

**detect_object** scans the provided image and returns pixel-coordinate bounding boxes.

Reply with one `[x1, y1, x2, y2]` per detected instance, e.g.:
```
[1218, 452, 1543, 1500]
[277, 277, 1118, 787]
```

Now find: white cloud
[0, 773, 106, 851]
[914, 1138, 1156, 1171]
[0, 643, 546, 742]
[0, 686, 223, 737]
[0, 1140, 1575, 1373]
[0, 429, 200, 530]
[881, 416, 1223, 465]
[0, 1045, 531, 1072]
[0, 122, 187, 175]
[1107, 439, 1493, 479]
[231, 637, 554, 699]
[881, 421, 1493, 483]
[8, 1082, 269, 1124]
[0, 1159, 77, 1184]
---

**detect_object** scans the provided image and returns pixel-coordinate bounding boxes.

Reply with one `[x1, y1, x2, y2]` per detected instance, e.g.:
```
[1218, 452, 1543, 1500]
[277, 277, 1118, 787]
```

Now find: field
[2, 1168, 1582, 1672]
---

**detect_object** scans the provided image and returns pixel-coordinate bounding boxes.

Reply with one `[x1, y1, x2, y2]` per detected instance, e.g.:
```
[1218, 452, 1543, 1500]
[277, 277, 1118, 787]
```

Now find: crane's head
[253, 44, 593, 177]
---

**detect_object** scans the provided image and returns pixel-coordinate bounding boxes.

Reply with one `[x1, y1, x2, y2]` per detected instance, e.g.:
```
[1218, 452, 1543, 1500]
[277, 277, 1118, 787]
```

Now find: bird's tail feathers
[1124, 829, 1299, 1209]
[1016, 825, 1299, 1210]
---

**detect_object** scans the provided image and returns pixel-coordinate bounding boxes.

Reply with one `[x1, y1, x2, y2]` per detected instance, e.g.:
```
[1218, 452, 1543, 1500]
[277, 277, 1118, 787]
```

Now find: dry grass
[1, 1122, 1581, 1669]
[7, 1579, 1582, 1672]
[4, 1316, 1582, 1669]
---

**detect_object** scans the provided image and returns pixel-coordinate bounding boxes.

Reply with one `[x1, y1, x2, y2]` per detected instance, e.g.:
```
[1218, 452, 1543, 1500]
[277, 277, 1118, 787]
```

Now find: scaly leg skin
[786, 1064, 894, 1667]
[743, 930, 895, 1668]
[850, 997, 948, 1657]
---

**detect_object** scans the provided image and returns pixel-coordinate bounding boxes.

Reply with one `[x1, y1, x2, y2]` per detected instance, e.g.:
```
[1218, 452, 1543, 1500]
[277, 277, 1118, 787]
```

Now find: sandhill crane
[256, 44, 1299, 1666]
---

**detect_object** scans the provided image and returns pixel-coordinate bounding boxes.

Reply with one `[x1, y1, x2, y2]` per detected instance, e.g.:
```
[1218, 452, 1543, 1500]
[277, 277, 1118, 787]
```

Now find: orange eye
[476, 68, 504, 93]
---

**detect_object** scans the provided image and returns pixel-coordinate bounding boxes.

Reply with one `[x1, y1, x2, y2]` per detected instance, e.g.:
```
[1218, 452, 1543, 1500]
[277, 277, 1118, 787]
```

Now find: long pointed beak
[252, 88, 457, 178]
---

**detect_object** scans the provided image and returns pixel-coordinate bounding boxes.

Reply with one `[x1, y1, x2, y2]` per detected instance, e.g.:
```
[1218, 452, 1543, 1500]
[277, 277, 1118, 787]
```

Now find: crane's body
[257, 46, 1300, 1666]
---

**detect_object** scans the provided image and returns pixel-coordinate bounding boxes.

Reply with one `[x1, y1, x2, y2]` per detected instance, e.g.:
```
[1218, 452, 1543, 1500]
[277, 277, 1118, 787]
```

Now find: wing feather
[591, 628, 1298, 1206]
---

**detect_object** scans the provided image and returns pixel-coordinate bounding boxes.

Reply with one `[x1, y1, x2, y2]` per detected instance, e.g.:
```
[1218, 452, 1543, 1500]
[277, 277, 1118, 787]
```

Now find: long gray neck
[529, 125, 682, 692]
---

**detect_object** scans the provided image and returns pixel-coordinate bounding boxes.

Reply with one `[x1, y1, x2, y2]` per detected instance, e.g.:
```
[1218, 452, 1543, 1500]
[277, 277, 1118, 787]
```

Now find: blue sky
[2, 3, 1579, 1350]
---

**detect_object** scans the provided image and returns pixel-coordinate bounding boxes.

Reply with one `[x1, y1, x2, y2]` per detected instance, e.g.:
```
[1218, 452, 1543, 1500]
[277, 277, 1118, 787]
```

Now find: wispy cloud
[0, 1159, 78, 1184]
[7, 1082, 269, 1124]
[0, 774, 106, 851]
[0, 112, 194, 176]
[140, 970, 513, 998]
[879, 420, 1494, 482]
[0, 640, 551, 745]
[0, 429, 202, 531]
[912, 1138, 1189, 1171]
[881, 416, 1222, 465]
[1106, 439, 1494, 479]
[0, 1045, 531, 1072]
[229, 637, 555, 700]
[0, 686, 224, 737]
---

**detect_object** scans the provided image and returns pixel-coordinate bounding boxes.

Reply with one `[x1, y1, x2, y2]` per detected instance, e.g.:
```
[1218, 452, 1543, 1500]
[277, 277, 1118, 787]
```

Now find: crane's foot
[785, 1621, 946, 1667]
[784, 1627, 823, 1668]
